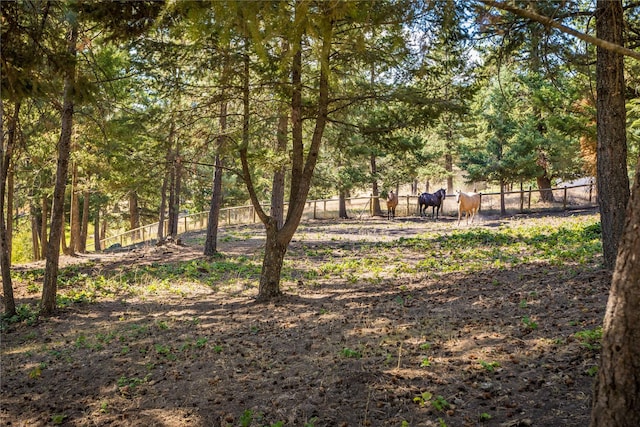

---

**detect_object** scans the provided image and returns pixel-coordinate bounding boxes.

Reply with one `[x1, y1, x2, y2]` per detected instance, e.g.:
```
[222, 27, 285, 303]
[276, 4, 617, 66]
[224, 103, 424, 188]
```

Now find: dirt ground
[1, 210, 610, 426]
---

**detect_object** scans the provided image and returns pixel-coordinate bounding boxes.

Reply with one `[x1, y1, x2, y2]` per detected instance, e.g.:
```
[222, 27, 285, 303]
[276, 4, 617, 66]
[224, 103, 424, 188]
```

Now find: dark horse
[418, 188, 446, 219]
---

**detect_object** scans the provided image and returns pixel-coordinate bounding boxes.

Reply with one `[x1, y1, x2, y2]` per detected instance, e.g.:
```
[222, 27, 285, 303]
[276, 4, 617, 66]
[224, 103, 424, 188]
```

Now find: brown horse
[386, 190, 399, 219]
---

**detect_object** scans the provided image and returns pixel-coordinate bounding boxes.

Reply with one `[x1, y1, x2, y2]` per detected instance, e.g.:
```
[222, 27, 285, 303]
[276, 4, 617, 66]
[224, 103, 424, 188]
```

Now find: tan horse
[455, 190, 480, 225]
[386, 190, 399, 219]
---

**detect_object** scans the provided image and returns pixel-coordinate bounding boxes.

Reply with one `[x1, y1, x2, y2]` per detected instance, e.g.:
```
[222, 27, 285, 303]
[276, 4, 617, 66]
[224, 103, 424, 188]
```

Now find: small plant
[51, 414, 67, 425]
[522, 316, 538, 330]
[575, 327, 603, 350]
[432, 395, 450, 411]
[438, 418, 448, 427]
[195, 337, 208, 348]
[479, 412, 492, 422]
[401, 421, 410, 427]
[100, 401, 109, 413]
[157, 320, 169, 330]
[213, 344, 223, 353]
[479, 360, 500, 372]
[340, 348, 362, 358]
[519, 299, 528, 308]
[413, 391, 433, 406]
[586, 366, 599, 377]
[419, 343, 431, 351]
[420, 357, 431, 367]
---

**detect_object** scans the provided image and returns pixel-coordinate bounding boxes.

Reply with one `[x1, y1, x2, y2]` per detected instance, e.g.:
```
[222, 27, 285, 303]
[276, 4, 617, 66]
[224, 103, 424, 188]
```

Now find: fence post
[563, 186, 567, 210]
[528, 186, 532, 210]
[370, 194, 374, 216]
[589, 182, 593, 203]
[520, 182, 524, 212]
[478, 193, 482, 212]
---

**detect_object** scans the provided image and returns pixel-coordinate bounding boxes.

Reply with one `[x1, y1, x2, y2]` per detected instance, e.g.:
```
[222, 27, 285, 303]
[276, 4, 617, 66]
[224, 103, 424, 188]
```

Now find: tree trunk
[31, 204, 41, 260]
[500, 179, 506, 216]
[204, 93, 228, 256]
[79, 189, 89, 253]
[93, 204, 101, 252]
[370, 154, 383, 216]
[42, 21, 78, 316]
[595, 0, 630, 270]
[128, 190, 140, 239]
[0, 100, 19, 317]
[204, 154, 224, 256]
[339, 189, 348, 219]
[590, 155, 640, 426]
[537, 174, 555, 203]
[157, 164, 168, 241]
[257, 223, 287, 301]
[40, 194, 48, 259]
[6, 166, 14, 261]
[69, 163, 79, 254]
[271, 111, 287, 230]
[445, 152, 454, 195]
[241, 8, 333, 301]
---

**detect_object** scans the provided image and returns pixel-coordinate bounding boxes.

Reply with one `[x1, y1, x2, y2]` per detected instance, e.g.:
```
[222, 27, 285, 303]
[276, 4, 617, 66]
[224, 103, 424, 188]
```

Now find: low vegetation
[1, 211, 608, 426]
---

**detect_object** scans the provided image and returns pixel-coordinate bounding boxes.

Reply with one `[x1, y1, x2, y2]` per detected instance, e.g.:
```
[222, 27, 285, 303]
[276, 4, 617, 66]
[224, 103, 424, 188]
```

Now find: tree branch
[480, 0, 640, 61]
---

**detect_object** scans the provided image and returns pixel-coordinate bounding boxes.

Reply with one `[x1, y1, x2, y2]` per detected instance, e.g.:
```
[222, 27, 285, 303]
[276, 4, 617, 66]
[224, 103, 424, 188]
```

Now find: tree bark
[40, 194, 48, 258]
[79, 189, 89, 253]
[69, 163, 79, 254]
[204, 86, 229, 256]
[536, 174, 555, 203]
[370, 154, 383, 216]
[0, 100, 19, 317]
[157, 160, 168, 241]
[590, 154, 640, 426]
[270, 111, 287, 230]
[42, 21, 78, 316]
[339, 189, 348, 219]
[128, 190, 140, 239]
[595, 0, 630, 270]
[93, 204, 101, 252]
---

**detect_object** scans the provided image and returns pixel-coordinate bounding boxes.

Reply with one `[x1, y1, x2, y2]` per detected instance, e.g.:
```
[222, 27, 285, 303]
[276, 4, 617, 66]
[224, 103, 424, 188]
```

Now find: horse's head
[439, 188, 446, 199]
[455, 190, 461, 203]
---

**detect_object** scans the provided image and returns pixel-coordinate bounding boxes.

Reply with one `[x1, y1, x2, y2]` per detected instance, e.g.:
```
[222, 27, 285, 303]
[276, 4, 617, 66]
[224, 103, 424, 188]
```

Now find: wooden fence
[98, 183, 597, 250]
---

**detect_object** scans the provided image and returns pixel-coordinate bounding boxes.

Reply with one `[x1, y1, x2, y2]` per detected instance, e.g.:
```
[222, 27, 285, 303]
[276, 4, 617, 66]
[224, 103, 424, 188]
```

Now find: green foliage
[575, 327, 603, 351]
[340, 348, 362, 359]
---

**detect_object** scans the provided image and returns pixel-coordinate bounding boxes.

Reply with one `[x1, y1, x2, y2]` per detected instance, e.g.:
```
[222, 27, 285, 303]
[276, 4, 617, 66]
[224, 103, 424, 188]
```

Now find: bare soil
[1, 210, 610, 427]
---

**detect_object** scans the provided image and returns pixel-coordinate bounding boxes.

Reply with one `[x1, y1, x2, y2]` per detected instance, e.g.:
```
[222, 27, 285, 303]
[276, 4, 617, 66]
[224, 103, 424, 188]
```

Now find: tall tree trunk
[204, 91, 229, 256]
[128, 190, 140, 239]
[370, 154, 383, 216]
[40, 194, 48, 259]
[590, 155, 640, 426]
[271, 111, 288, 230]
[157, 170, 168, 241]
[595, 0, 630, 270]
[6, 166, 14, 261]
[79, 189, 89, 253]
[31, 204, 41, 261]
[61, 205, 70, 256]
[241, 9, 333, 302]
[500, 179, 506, 216]
[1, 100, 19, 317]
[445, 151, 454, 195]
[69, 163, 79, 254]
[93, 204, 101, 252]
[42, 20, 78, 316]
[339, 188, 348, 219]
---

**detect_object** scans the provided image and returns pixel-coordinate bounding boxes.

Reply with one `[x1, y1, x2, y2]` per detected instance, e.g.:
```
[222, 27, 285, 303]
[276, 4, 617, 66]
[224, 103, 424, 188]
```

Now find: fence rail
[98, 183, 597, 250]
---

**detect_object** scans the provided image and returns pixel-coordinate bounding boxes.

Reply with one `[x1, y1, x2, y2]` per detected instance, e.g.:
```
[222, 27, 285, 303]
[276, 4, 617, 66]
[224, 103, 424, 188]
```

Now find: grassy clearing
[5, 214, 601, 323]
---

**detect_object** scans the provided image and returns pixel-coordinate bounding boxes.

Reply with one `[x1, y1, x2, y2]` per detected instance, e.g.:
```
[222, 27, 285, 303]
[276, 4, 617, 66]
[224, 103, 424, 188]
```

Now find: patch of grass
[340, 347, 362, 358]
[575, 327, 603, 351]
[479, 360, 501, 372]
[522, 316, 538, 330]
